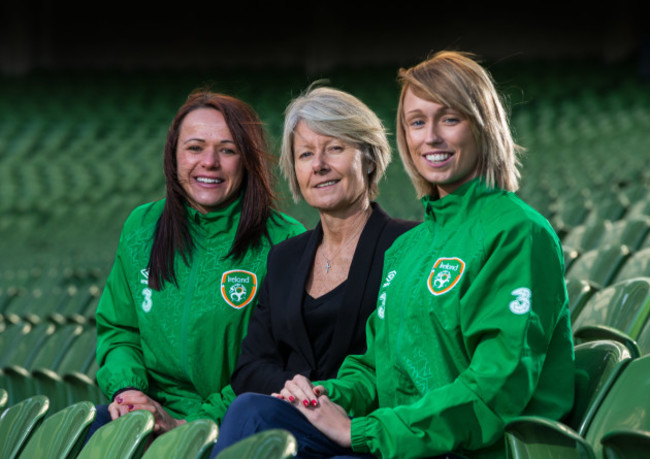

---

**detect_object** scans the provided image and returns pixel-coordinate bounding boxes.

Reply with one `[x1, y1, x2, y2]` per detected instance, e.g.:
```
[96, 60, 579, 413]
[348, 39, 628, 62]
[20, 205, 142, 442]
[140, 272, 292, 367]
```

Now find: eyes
[295, 144, 345, 160]
[185, 143, 238, 155]
[408, 114, 462, 129]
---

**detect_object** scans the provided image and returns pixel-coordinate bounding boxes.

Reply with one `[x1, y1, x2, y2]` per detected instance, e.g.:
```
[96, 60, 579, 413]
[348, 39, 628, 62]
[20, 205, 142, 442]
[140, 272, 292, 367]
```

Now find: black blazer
[230, 202, 419, 395]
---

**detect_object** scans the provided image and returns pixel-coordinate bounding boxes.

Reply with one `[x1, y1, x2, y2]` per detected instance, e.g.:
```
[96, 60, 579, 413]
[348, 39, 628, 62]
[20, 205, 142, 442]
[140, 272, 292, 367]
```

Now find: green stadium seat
[562, 220, 610, 253]
[0, 322, 56, 402]
[583, 353, 650, 458]
[2, 323, 83, 409]
[572, 277, 650, 352]
[565, 244, 631, 289]
[612, 247, 650, 284]
[562, 245, 581, 273]
[0, 387, 7, 411]
[604, 216, 650, 251]
[142, 418, 218, 459]
[77, 409, 154, 459]
[506, 353, 650, 458]
[0, 394, 49, 459]
[18, 401, 96, 459]
[600, 429, 650, 458]
[216, 429, 297, 459]
[563, 340, 634, 435]
[565, 278, 598, 321]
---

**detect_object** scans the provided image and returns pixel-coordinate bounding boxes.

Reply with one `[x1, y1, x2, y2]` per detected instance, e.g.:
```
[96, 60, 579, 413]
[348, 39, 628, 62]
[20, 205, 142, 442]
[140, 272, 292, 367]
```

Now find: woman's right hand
[273, 374, 327, 407]
[108, 389, 148, 420]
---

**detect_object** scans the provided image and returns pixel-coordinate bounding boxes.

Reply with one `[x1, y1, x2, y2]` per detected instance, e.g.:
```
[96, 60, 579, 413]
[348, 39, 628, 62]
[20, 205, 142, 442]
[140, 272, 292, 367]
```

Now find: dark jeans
[210, 393, 375, 458]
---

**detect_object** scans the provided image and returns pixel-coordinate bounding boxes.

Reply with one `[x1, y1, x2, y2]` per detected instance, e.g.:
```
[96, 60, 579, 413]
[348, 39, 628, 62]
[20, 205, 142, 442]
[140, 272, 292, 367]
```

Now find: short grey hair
[280, 84, 392, 202]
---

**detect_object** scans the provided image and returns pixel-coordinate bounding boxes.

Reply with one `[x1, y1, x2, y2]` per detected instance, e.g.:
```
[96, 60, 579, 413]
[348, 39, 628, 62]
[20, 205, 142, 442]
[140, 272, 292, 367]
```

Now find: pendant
[325, 260, 331, 273]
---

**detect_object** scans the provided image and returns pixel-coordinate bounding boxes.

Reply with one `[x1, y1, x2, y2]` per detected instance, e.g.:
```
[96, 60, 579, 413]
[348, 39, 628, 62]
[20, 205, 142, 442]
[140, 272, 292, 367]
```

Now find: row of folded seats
[504, 185, 650, 456]
[0, 391, 296, 458]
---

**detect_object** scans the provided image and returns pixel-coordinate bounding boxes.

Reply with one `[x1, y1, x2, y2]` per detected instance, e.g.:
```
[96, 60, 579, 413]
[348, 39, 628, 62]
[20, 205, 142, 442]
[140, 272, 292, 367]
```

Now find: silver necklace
[320, 210, 370, 274]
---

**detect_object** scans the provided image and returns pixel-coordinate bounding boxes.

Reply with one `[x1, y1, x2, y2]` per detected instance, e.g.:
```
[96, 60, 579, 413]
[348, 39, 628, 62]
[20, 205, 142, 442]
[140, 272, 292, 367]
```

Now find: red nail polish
[128, 404, 134, 410]
[288, 396, 295, 402]
[314, 388, 320, 396]
[116, 396, 123, 403]
[303, 400, 309, 407]
[311, 399, 318, 406]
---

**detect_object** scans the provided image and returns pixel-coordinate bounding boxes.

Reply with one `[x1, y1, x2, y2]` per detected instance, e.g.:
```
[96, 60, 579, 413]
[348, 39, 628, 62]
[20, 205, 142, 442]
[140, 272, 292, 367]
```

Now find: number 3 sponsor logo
[509, 287, 531, 314]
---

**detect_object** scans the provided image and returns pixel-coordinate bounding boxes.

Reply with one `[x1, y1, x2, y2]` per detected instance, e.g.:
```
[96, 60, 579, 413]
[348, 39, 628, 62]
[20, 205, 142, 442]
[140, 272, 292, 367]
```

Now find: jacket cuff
[111, 386, 143, 401]
[350, 417, 371, 453]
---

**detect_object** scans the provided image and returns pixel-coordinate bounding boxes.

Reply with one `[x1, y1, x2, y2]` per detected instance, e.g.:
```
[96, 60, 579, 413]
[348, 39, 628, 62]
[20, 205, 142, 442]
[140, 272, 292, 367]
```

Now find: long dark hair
[148, 90, 277, 290]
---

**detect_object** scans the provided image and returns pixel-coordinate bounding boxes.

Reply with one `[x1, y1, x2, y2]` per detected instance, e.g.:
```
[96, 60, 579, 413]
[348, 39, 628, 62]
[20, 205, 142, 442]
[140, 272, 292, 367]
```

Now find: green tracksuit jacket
[321, 178, 575, 458]
[95, 195, 305, 424]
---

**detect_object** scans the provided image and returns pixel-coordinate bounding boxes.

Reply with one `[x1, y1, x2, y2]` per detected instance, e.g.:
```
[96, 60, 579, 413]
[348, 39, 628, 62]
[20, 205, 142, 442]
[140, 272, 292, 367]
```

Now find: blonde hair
[396, 50, 523, 198]
[280, 84, 391, 202]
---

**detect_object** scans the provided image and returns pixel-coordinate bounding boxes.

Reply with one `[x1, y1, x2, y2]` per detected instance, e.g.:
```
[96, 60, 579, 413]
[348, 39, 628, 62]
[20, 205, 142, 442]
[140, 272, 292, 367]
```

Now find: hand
[272, 375, 350, 448]
[296, 394, 352, 448]
[272, 374, 327, 408]
[109, 389, 187, 434]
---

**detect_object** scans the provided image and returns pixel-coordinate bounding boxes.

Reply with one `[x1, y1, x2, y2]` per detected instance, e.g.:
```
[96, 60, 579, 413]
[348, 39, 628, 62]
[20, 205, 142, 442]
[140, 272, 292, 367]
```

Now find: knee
[225, 392, 275, 421]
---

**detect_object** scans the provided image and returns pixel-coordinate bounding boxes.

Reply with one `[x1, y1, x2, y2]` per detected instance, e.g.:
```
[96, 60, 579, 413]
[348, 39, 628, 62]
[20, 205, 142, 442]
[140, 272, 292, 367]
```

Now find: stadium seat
[600, 429, 650, 458]
[583, 353, 650, 458]
[565, 244, 631, 289]
[562, 245, 580, 273]
[17, 401, 96, 459]
[142, 418, 218, 459]
[562, 340, 633, 435]
[0, 322, 56, 401]
[571, 277, 650, 348]
[0, 394, 49, 459]
[77, 409, 154, 459]
[612, 247, 650, 284]
[34, 325, 101, 410]
[2, 323, 83, 408]
[506, 353, 650, 458]
[562, 220, 610, 253]
[0, 387, 7, 411]
[216, 429, 298, 459]
[604, 216, 650, 251]
[565, 278, 598, 321]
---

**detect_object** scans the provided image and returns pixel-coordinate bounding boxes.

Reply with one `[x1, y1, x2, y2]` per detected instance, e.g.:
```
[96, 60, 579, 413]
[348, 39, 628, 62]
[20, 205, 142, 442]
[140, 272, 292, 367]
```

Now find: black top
[230, 202, 420, 395]
[303, 280, 348, 376]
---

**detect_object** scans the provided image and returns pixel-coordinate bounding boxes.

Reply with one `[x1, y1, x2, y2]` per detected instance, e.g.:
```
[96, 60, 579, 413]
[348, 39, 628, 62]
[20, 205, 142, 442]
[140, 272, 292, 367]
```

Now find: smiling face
[176, 108, 244, 213]
[293, 120, 369, 216]
[402, 87, 480, 198]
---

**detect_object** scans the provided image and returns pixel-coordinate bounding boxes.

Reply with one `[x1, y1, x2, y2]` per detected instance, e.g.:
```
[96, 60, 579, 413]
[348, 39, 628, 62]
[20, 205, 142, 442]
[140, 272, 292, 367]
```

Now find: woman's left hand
[295, 394, 352, 448]
[113, 391, 187, 434]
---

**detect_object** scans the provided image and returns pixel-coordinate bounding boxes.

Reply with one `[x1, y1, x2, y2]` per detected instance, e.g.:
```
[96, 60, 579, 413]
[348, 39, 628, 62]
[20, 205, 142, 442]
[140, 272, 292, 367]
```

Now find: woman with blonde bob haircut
[396, 50, 523, 198]
[219, 83, 418, 435]
[280, 84, 392, 203]
[210, 51, 574, 459]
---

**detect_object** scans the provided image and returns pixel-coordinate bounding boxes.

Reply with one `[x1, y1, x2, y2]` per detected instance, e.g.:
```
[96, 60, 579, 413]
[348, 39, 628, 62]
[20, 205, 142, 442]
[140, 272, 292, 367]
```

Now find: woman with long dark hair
[89, 89, 305, 439]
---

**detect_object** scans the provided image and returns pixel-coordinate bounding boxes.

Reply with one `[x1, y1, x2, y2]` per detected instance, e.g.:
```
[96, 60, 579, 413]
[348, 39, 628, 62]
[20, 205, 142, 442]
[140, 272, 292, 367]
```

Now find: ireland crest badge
[220, 269, 258, 309]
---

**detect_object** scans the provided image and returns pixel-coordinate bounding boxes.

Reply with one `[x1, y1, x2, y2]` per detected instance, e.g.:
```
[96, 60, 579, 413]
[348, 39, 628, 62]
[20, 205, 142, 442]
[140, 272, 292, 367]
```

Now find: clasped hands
[108, 389, 186, 434]
[272, 374, 352, 448]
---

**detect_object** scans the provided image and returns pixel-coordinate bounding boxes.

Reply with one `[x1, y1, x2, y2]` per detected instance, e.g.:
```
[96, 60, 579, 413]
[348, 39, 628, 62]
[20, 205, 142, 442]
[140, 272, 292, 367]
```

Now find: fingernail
[116, 396, 123, 403]
[288, 396, 295, 402]
[303, 400, 309, 407]
[278, 395, 285, 400]
[128, 404, 134, 410]
[311, 399, 318, 406]
[314, 388, 320, 396]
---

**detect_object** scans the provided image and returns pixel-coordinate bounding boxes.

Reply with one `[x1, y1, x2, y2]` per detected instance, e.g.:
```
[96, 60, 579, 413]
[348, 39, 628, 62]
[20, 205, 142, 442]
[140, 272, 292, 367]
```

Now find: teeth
[426, 153, 451, 162]
[316, 180, 337, 188]
[197, 177, 223, 184]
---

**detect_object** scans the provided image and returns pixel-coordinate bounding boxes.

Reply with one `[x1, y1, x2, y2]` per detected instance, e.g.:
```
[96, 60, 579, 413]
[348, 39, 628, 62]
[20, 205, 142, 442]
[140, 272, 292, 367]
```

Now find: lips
[315, 179, 339, 188]
[424, 152, 453, 164]
[196, 177, 224, 184]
